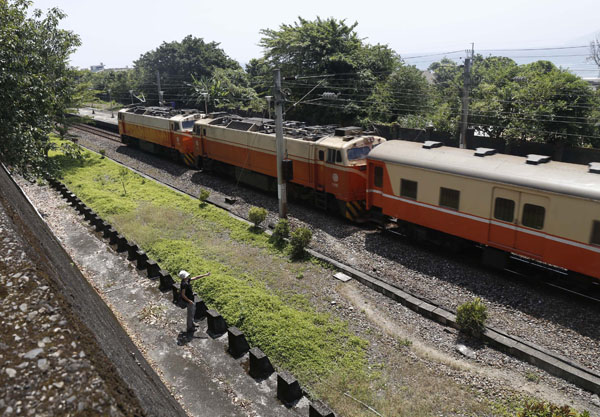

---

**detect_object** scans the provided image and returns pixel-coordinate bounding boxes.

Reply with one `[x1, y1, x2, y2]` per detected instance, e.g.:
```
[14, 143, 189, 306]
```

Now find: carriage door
[488, 188, 519, 249]
[314, 147, 326, 190]
[515, 193, 548, 258]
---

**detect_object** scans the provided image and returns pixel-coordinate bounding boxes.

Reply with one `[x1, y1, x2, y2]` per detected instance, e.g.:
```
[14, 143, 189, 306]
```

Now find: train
[117, 107, 600, 283]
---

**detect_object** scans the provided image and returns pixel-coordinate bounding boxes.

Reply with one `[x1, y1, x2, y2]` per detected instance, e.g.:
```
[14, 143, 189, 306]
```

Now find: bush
[517, 400, 590, 417]
[290, 227, 312, 259]
[248, 206, 267, 229]
[198, 189, 210, 206]
[269, 219, 289, 247]
[99, 149, 106, 158]
[456, 297, 488, 336]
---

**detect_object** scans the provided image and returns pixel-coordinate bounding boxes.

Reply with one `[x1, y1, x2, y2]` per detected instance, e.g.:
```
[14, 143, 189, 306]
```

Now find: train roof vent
[422, 141, 442, 149]
[335, 126, 363, 137]
[526, 154, 551, 165]
[589, 162, 600, 174]
[226, 120, 256, 131]
[474, 147, 497, 157]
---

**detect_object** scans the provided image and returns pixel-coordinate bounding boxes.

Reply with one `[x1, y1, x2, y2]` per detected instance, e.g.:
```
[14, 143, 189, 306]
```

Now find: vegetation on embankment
[50, 142, 591, 416]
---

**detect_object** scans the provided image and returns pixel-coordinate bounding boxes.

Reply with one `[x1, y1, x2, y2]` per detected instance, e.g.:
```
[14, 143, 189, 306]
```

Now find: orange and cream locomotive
[118, 107, 600, 283]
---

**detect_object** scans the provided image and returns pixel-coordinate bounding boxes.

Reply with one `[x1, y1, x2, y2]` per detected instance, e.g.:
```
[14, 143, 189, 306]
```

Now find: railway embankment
[18, 135, 599, 415]
[0, 163, 183, 417]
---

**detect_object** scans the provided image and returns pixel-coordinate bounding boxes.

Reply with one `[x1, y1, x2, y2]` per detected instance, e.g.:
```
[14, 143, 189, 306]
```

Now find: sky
[30, 0, 600, 76]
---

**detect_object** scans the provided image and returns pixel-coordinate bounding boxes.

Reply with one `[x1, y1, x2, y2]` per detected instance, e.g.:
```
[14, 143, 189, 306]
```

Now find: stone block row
[50, 178, 338, 414]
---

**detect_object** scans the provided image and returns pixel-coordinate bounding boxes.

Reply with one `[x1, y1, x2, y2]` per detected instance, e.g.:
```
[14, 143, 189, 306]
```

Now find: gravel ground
[72, 130, 600, 413]
[0, 199, 141, 416]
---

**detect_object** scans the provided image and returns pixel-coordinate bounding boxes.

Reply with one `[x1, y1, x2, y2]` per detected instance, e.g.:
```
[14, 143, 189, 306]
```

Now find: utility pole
[156, 71, 164, 106]
[108, 89, 114, 118]
[273, 69, 287, 218]
[201, 92, 208, 115]
[265, 96, 272, 119]
[459, 43, 474, 149]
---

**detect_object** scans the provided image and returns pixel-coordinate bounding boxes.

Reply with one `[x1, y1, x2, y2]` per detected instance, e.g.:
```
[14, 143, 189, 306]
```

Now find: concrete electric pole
[156, 71, 164, 106]
[273, 69, 287, 219]
[459, 43, 474, 149]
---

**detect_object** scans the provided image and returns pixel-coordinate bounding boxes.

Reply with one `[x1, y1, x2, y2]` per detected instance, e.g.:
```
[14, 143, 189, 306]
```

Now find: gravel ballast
[69, 129, 600, 413]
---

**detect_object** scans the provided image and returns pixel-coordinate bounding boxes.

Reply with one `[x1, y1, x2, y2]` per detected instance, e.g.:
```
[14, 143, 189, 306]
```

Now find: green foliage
[290, 227, 313, 259]
[259, 17, 400, 125]
[98, 149, 106, 158]
[427, 55, 600, 146]
[0, 0, 81, 178]
[198, 189, 210, 204]
[456, 297, 488, 336]
[81, 69, 136, 106]
[51, 143, 368, 388]
[193, 269, 368, 384]
[190, 67, 264, 112]
[248, 206, 267, 229]
[365, 65, 431, 124]
[517, 400, 589, 417]
[269, 219, 290, 248]
[133, 35, 240, 107]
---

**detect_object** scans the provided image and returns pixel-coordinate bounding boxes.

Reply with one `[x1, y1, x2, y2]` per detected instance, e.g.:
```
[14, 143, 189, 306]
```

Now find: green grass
[51, 142, 367, 387]
[49, 141, 590, 416]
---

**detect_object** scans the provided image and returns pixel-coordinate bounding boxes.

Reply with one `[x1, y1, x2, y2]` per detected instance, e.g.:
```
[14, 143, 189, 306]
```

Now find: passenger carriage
[366, 140, 600, 281]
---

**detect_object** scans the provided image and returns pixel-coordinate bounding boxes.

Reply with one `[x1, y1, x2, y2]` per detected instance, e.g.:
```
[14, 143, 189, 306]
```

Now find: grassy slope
[51, 143, 587, 417]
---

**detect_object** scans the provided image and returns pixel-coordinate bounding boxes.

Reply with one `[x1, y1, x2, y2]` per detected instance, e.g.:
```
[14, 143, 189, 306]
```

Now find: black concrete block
[82, 208, 91, 220]
[194, 299, 207, 320]
[84, 208, 96, 221]
[66, 192, 76, 202]
[309, 401, 335, 417]
[91, 215, 103, 228]
[135, 250, 148, 270]
[277, 372, 302, 404]
[158, 270, 174, 292]
[206, 309, 227, 336]
[109, 230, 121, 245]
[171, 284, 180, 305]
[126, 242, 139, 261]
[116, 235, 129, 252]
[76, 201, 86, 213]
[146, 259, 160, 278]
[102, 226, 115, 239]
[70, 197, 80, 207]
[249, 347, 274, 379]
[227, 327, 250, 358]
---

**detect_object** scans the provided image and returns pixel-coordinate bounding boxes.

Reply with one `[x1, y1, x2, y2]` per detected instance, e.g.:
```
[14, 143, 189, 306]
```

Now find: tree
[132, 35, 240, 106]
[259, 17, 400, 125]
[0, 0, 81, 178]
[507, 61, 598, 148]
[189, 68, 265, 113]
[428, 55, 600, 147]
[366, 64, 432, 125]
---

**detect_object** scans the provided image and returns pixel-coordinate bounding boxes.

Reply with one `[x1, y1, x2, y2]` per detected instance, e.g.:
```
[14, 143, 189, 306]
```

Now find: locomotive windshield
[182, 120, 195, 130]
[347, 146, 371, 161]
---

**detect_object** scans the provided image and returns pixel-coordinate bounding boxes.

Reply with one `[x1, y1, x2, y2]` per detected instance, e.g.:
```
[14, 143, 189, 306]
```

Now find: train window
[327, 149, 336, 163]
[494, 198, 515, 222]
[522, 204, 545, 229]
[374, 167, 383, 187]
[591, 221, 600, 245]
[400, 179, 417, 199]
[347, 146, 370, 160]
[203, 128, 207, 136]
[318, 150, 324, 161]
[336, 150, 342, 163]
[439, 187, 460, 210]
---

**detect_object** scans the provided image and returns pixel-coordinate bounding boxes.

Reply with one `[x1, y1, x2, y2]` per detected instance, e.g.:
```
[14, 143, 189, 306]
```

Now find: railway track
[65, 124, 600, 398]
[73, 121, 600, 306]
[72, 123, 121, 142]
